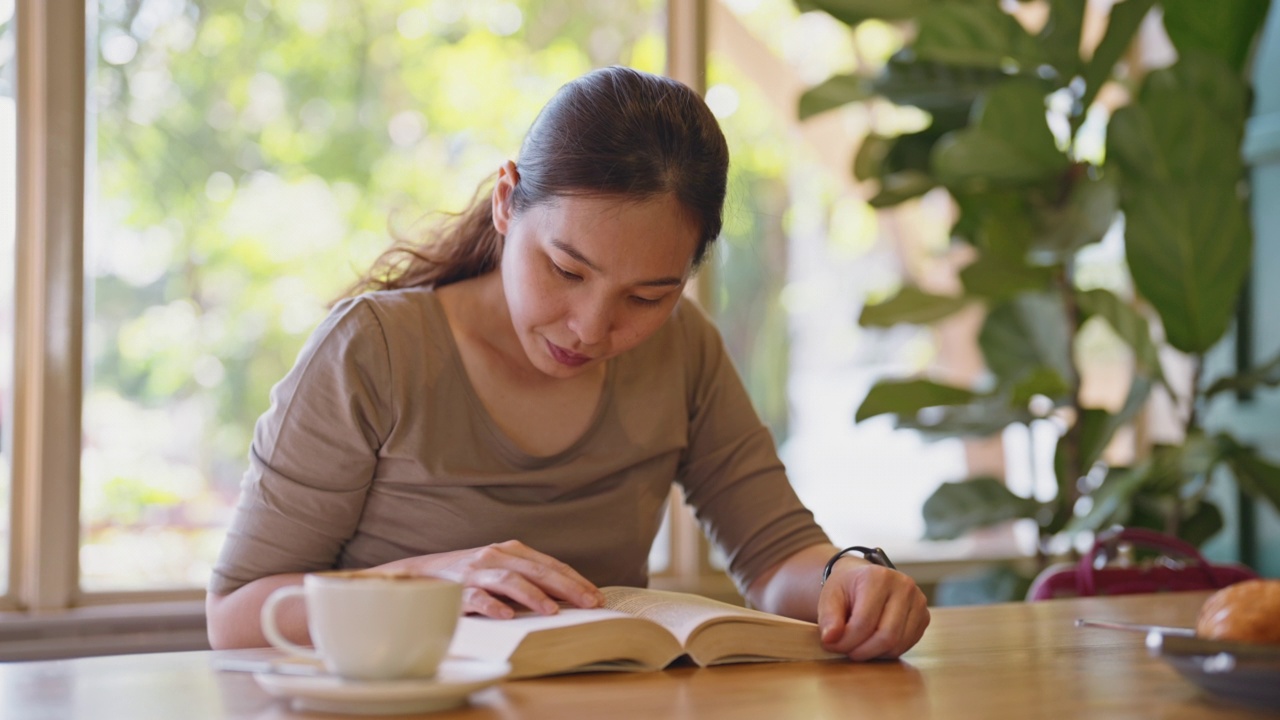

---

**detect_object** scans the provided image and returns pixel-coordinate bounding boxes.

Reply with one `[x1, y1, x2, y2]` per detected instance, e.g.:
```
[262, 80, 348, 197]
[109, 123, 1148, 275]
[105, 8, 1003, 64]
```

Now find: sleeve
[674, 301, 830, 594]
[208, 296, 396, 595]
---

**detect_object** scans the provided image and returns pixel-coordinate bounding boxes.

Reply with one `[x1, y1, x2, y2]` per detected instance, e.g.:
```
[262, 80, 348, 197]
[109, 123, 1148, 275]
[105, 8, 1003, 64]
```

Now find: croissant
[1196, 579, 1280, 644]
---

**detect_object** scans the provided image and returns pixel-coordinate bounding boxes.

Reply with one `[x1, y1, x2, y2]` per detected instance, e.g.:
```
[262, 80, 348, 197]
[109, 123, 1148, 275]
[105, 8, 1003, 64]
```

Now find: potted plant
[797, 0, 1280, 601]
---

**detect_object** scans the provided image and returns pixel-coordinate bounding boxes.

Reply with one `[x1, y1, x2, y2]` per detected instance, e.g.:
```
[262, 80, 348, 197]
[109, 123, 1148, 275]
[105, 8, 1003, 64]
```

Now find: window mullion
[664, 0, 715, 585]
[12, 0, 87, 611]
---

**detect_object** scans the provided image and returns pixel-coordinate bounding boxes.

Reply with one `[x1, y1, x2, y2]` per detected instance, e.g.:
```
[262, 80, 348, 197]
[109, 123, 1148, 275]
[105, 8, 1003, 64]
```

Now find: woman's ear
[492, 161, 519, 235]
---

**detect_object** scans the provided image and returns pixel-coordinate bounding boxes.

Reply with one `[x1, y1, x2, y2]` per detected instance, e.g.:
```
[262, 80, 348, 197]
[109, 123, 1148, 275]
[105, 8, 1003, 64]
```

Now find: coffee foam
[315, 570, 446, 583]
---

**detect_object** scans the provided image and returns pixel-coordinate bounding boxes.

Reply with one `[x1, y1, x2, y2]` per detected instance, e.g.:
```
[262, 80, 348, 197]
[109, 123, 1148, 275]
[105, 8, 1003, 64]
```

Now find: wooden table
[4, 591, 1275, 719]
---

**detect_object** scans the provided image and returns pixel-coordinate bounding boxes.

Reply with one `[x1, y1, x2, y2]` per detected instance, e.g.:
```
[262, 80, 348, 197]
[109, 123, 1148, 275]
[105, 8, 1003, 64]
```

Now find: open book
[447, 586, 843, 679]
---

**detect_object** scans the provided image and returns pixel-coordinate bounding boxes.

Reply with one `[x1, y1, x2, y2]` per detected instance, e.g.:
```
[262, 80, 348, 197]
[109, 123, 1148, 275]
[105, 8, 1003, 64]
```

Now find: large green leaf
[859, 287, 968, 327]
[960, 253, 1054, 300]
[798, 74, 873, 120]
[1176, 500, 1225, 547]
[1161, 0, 1272, 74]
[1074, 376, 1154, 471]
[1121, 183, 1249, 352]
[1105, 105, 1167, 181]
[869, 172, 937, 207]
[955, 172, 1115, 262]
[1078, 0, 1155, 115]
[1110, 54, 1247, 182]
[1028, 171, 1118, 262]
[1075, 289, 1164, 383]
[933, 80, 1070, 189]
[1205, 349, 1280, 399]
[1109, 56, 1252, 353]
[795, 0, 933, 25]
[1065, 466, 1145, 533]
[1037, 0, 1085, 76]
[978, 292, 1075, 389]
[854, 134, 895, 182]
[895, 394, 1035, 437]
[854, 106, 975, 210]
[871, 56, 1011, 115]
[1136, 435, 1223, 495]
[855, 378, 977, 422]
[855, 113, 968, 181]
[914, 4, 1047, 70]
[923, 477, 1041, 540]
[951, 190, 1034, 254]
[1010, 366, 1070, 407]
[1222, 442, 1280, 513]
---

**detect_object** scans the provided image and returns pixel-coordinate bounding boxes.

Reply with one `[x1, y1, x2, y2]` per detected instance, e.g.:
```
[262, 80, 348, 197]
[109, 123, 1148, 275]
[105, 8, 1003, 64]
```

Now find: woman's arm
[207, 573, 308, 649]
[746, 542, 930, 661]
[205, 540, 605, 649]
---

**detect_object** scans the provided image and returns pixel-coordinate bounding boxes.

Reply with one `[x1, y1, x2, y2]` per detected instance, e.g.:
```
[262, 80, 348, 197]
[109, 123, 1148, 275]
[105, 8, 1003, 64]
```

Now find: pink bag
[1027, 527, 1259, 601]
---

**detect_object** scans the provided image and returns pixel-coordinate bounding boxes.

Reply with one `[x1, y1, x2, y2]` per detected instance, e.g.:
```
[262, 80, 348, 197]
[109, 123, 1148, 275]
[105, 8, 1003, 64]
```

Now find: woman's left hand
[817, 561, 930, 660]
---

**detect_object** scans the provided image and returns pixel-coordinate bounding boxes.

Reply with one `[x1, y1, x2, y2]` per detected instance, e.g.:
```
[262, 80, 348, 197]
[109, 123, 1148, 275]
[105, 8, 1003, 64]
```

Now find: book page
[449, 608, 633, 662]
[448, 607, 684, 678]
[601, 587, 809, 645]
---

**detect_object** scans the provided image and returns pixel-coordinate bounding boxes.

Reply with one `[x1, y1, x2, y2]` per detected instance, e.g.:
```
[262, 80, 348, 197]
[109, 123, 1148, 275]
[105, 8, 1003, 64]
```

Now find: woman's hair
[343, 66, 729, 297]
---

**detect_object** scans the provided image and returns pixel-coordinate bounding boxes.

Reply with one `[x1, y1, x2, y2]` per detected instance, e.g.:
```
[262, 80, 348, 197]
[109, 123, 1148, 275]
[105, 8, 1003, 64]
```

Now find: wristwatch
[821, 545, 896, 585]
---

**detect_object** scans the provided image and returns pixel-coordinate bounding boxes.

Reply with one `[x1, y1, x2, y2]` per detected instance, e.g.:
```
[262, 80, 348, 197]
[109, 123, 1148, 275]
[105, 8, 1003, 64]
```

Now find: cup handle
[260, 585, 320, 660]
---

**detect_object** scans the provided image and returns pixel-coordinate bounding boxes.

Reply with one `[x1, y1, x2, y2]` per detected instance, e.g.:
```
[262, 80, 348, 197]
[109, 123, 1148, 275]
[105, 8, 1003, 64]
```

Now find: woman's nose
[568, 300, 612, 347]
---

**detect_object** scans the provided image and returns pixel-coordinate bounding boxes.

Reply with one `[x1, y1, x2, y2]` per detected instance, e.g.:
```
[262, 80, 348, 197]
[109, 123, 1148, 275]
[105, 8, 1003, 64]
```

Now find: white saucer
[254, 657, 510, 715]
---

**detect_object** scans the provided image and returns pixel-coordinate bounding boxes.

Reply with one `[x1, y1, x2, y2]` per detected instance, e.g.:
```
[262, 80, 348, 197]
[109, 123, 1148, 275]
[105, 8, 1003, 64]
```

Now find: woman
[206, 66, 929, 661]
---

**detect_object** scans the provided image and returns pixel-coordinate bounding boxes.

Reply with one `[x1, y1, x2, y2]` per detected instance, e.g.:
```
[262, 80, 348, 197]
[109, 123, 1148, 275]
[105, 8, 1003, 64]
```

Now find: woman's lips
[546, 340, 591, 367]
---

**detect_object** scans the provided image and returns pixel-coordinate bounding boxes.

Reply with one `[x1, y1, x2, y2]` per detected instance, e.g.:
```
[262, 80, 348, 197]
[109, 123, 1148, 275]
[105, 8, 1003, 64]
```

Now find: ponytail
[336, 177, 502, 302]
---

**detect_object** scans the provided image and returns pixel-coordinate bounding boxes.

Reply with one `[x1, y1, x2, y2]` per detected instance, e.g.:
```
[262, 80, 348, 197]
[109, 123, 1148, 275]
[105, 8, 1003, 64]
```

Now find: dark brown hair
[343, 66, 729, 297]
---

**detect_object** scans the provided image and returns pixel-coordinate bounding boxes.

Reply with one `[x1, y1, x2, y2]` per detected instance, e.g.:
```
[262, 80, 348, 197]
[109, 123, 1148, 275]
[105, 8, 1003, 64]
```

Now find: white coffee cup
[260, 571, 463, 681]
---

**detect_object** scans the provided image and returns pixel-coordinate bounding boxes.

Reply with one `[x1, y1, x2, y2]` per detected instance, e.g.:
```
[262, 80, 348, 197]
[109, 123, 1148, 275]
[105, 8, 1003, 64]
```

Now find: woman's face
[492, 165, 701, 380]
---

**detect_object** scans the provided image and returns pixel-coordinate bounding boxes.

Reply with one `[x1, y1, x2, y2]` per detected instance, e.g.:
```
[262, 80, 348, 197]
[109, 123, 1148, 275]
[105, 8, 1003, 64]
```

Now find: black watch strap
[821, 545, 896, 585]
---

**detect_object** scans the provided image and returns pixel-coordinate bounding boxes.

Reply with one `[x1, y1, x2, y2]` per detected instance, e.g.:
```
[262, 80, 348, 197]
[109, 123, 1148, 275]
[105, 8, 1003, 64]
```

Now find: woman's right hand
[376, 540, 604, 619]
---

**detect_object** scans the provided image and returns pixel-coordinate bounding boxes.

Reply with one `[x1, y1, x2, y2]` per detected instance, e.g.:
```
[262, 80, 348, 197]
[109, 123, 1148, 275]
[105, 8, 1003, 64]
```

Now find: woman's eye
[552, 264, 582, 281]
[631, 296, 663, 306]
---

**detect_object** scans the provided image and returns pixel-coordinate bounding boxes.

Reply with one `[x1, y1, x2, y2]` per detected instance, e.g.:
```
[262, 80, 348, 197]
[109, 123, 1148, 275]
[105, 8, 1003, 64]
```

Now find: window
[8, 0, 1039, 621]
[82, 0, 666, 591]
[706, 0, 998, 562]
[0, 0, 15, 594]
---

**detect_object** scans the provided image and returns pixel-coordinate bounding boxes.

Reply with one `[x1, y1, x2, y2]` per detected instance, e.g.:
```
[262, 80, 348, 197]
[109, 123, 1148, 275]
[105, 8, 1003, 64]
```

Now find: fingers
[823, 566, 930, 661]
[463, 587, 517, 619]
[817, 580, 851, 646]
[887, 600, 930, 659]
[472, 542, 603, 610]
[824, 574, 889, 655]
[432, 541, 604, 617]
[841, 583, 904, 661]
[463, 566, 568, 617]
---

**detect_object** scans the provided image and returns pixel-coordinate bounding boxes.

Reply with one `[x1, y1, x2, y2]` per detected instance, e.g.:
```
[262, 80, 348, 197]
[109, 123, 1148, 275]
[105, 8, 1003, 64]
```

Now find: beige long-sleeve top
[210, 286, 828, 596]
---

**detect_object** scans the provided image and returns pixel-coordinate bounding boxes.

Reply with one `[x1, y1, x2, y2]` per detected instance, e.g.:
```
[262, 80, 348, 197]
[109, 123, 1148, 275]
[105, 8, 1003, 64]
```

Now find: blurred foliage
[798, 0, 1280, 598]
[85, 0, 671, 588]
[84, 0, 818, 589]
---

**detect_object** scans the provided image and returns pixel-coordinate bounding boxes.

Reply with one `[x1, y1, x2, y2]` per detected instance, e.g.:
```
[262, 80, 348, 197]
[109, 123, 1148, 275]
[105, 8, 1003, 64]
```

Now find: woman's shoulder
[668, 297, 725, 357]
[332, 285, 447, 336]
[320, 286, 454, 369]
[343, 284, 439, 316]
[626, 297, 724, 379]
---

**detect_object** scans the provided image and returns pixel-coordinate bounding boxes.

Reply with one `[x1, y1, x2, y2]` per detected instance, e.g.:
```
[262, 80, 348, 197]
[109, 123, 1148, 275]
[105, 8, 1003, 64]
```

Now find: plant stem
[1058, 260, 1085, 522]
[1185, 356, 1203, 439]
[1167, 356, 1207, 540]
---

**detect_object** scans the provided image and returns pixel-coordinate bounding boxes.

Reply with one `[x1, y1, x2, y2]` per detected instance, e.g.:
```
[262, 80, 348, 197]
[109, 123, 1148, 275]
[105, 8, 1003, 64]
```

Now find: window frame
[9, 0, 86, 613]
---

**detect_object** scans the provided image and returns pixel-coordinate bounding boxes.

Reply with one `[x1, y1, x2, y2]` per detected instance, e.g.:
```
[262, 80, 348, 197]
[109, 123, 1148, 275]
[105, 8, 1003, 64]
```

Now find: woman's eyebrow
[551, 240, 600, 271]
[550, 240, 683, 287]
